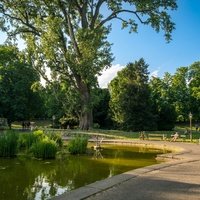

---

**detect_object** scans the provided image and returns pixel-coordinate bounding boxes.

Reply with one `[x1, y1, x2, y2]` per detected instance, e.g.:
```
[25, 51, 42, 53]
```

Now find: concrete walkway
[52, 140, 200, 200]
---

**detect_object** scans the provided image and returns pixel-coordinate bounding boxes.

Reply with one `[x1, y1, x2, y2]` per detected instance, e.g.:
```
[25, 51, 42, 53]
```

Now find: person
[170, 132, 179, 142]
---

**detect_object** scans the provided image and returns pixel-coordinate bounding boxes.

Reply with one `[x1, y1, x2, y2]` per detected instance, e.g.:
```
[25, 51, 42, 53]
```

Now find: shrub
[59, 115, 79, 129]
[33, 130, 45, 139]
[68, 136, 88, 155]
[0, 132, 18, 157]
[31, 138, 57, 159]
[48, 132, 63, 148]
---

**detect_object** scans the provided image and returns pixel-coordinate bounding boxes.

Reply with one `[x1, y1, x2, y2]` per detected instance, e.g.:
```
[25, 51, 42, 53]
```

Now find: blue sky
[1, 0, 200, 87]
[98, 0, 200, 87]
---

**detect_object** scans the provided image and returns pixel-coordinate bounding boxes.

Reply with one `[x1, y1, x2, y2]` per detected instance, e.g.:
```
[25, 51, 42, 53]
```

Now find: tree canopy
[109, 58, 156, 131]
[149, 75, 176, 130]
[0, 0, 177, 129]
[0, 45, 43, 126]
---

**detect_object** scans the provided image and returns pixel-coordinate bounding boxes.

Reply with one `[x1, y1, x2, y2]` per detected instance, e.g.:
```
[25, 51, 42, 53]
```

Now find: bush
[31, 138, 58, 159]
[48, 132, 63, 148]
[0, 132, 18, 157]
[68, 136, 88, 155]
[59, 115, 78, 129]
[33, 130, 45, 139]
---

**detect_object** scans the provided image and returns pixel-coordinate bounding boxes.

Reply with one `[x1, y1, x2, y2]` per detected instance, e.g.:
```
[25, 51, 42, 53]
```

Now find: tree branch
[74, 0, 89, 28]
[98, 9, 151, 27]
[0, 6, 41, 36]
[57, 0, 81, 58]
[90, 0, 105, 29]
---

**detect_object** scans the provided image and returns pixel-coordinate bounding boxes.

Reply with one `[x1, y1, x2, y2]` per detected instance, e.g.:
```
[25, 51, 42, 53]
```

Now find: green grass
[61, 126, 200, 143]
[8, 121, 200, 144]
[12, 120, 52, 129]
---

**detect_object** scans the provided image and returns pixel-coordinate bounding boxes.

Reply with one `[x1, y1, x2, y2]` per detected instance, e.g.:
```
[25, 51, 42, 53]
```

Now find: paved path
[53, 140, 200, 200]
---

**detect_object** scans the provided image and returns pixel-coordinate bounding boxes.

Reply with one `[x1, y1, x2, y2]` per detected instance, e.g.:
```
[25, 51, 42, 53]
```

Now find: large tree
[0, 45, 43, 126]
[0, 0, 177, 129]
[171, 67, 190, 122]
[109, 58, 156, 131]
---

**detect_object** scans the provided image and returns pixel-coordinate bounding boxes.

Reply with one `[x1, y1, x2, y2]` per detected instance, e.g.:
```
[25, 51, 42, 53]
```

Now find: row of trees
[108, 59, 200, 131]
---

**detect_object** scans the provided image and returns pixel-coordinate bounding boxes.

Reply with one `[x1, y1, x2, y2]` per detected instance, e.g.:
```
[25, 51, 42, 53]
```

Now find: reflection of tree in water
[0, 146, 161, 200]
[24, 175, 68, 200]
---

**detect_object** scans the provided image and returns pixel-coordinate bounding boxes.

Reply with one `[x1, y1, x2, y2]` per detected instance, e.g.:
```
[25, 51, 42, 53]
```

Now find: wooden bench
[147, 133, 166, 140]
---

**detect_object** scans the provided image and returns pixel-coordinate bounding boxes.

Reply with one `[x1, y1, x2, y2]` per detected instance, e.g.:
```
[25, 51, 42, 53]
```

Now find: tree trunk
[77, 80, 93, 130]
[79, 109, 93, 130]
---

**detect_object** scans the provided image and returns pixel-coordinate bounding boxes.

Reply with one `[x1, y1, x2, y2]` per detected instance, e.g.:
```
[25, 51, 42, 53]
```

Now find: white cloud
[40, 67, 51, 86]
[98, 64, 125, 88]
[150, 70, 159, 78]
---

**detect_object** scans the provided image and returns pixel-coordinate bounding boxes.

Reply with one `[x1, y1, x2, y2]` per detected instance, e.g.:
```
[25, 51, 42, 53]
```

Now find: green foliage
[17, 133, 37, 151]
[0, 129, 62, 159]
[59, 115, 79, 129]
[170, 67, 190, 122]
[189, 62, 200, 99]
[39, 83, 80, 123]
[157, 103, 176, 130]
[0, 0, 177, 129]
[150, 76, 176, 130]
[33, 130, 45, 139]
[33, 129, 63, 148]
[31, 138, 57, 159]
[0, 45, 44, 124]
[93, 88, 113, 129]
[68, 136, 88, 155]
[109, 59, 156, 131]
[48, 132, 63, 148]
[0, 132, 18, 157]
[188, 62, 200, 121]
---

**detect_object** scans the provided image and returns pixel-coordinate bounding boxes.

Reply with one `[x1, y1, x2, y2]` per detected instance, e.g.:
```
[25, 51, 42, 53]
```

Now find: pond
[0, 144, 167, 200]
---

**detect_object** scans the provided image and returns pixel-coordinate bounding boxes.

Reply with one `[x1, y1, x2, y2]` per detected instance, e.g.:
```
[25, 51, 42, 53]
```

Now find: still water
[0, 145, 166, 200]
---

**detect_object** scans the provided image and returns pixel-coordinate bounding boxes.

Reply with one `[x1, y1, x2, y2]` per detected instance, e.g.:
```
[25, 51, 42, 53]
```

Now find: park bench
[147, 133, 166, 140]
[179, 134, 187, 141]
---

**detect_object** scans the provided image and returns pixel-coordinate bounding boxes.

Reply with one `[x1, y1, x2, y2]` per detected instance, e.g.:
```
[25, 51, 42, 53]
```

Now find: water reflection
[0, 145, 164, 200]
[24, 175, 68, 200]
[93, 148, 103, 159]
